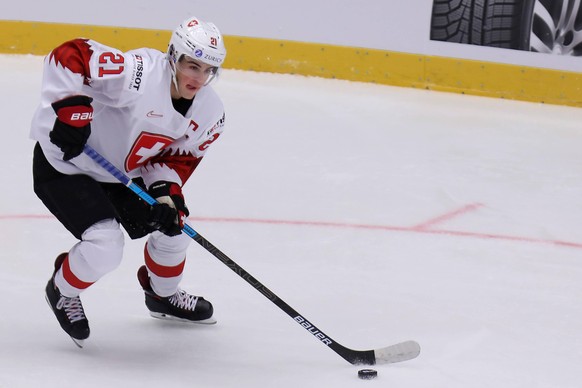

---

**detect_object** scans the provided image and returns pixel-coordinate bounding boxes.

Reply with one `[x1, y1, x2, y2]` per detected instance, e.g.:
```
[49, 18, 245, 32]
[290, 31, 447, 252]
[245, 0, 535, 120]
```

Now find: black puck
[358, 369, 378, 380]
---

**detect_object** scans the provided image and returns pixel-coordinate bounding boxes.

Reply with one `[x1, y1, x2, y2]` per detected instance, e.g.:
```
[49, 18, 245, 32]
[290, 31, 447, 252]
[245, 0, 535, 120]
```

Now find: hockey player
[30, 16, 226, 347]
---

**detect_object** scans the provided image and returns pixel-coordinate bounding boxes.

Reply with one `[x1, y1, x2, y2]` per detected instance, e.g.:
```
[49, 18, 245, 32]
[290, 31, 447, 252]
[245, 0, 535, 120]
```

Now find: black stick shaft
[191, 233, 375, 365]
[83, 145, 375, 365]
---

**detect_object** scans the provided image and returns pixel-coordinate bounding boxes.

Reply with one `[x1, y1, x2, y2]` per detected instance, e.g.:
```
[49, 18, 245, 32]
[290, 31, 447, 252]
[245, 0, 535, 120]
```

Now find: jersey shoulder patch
[49, 39, 93, 85]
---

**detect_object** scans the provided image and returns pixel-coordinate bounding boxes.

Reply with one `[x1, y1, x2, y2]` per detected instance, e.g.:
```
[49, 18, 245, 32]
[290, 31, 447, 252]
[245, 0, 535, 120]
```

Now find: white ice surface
[1, 54, 582, 387]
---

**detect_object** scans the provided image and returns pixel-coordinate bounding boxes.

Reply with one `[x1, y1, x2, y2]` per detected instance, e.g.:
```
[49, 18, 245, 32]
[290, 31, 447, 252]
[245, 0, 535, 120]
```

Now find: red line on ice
[189, 216, 582, 249]
[411, 202, 485, 230]
[2, 213, 581, 249]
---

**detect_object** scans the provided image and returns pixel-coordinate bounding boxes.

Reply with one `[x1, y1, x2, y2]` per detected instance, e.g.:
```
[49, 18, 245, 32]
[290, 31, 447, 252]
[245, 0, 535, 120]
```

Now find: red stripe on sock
[144, 244, 185, 278]
[62, 255, 94, 290]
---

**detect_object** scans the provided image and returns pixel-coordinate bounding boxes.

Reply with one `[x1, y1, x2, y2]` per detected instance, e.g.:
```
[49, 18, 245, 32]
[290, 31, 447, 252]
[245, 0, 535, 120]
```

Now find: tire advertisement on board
[430, 0, 581, 56]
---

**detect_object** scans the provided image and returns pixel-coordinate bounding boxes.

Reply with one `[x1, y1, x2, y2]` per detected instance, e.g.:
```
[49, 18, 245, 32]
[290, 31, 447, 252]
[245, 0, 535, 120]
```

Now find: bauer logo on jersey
[125, 132, 175, 172]
[128, 54, 145, 92]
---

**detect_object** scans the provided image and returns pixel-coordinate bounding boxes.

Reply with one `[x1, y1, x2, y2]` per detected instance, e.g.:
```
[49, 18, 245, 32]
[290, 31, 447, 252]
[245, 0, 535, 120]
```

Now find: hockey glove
[147, 181, 190, 237]
[50, 95, 93, 161]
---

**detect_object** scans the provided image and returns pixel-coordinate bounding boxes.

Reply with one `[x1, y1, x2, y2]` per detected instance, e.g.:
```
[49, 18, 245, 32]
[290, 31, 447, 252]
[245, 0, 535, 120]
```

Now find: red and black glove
[50, 95, 93, 161]
[147, 181, 189, 237]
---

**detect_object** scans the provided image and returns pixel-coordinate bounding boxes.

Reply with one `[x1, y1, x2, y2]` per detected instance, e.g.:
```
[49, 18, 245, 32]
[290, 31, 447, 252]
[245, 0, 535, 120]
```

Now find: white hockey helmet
[167, 17, 226, 85]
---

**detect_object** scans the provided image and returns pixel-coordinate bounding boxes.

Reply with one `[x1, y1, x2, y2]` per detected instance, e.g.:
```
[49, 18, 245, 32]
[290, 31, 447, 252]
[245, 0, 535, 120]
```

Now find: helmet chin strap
[168, 55, 181, 98]
[171, 72, 179, 96]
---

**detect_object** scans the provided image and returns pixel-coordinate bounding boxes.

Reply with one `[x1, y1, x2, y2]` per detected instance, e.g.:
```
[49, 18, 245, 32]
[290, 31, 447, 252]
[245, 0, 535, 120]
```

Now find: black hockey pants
[32, 142, 154, 240]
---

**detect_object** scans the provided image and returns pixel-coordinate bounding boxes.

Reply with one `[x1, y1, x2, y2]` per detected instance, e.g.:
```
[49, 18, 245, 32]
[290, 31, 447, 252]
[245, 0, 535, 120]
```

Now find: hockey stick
[83, 144, 420, 365]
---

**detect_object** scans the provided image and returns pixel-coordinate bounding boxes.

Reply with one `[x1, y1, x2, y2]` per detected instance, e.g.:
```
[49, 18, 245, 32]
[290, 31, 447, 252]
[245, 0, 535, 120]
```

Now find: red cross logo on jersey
[125, 132, 175, 172]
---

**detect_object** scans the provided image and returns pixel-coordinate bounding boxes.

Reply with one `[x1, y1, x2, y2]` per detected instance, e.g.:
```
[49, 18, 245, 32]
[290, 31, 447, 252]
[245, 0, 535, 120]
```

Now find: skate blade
[71, 337, 85, 348]
[149, 311, 217, 325]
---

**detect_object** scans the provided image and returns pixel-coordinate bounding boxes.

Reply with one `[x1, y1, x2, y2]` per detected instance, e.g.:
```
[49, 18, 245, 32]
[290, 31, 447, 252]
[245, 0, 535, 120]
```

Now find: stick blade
[374, 340, 421, 364]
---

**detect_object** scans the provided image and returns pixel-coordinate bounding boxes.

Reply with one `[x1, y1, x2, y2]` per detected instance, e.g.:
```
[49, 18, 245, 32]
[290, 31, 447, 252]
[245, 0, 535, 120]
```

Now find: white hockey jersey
[30, 39, 225, 187]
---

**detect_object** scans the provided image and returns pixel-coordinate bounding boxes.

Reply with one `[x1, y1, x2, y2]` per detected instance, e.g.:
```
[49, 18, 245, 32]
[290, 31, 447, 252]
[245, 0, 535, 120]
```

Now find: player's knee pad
[77, 218, 125, 274]
[146, 231, 191, 264]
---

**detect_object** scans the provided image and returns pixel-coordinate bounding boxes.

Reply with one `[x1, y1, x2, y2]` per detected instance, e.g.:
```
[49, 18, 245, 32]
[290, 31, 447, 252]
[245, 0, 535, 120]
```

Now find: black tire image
[430, 0, 582, 55]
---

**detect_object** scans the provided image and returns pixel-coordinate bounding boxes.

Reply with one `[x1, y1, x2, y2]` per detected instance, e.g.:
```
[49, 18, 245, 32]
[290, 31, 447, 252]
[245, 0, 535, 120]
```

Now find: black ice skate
[137, 266, 216, 324]
[45, 253, 90, 348]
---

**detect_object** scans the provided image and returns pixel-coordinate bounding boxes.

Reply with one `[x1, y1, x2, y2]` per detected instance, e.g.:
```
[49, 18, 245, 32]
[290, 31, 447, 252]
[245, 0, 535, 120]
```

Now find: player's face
[173, 56, 218, 99]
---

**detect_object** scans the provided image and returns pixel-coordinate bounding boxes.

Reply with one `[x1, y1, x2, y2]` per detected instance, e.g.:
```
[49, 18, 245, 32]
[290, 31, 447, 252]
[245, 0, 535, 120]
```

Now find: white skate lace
[56, 296, 86, 323]
[168, 289, 198, 311]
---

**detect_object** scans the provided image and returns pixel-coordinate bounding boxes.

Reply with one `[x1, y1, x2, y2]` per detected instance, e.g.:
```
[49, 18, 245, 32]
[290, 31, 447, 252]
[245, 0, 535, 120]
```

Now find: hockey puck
[358, 369, 378, 380]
